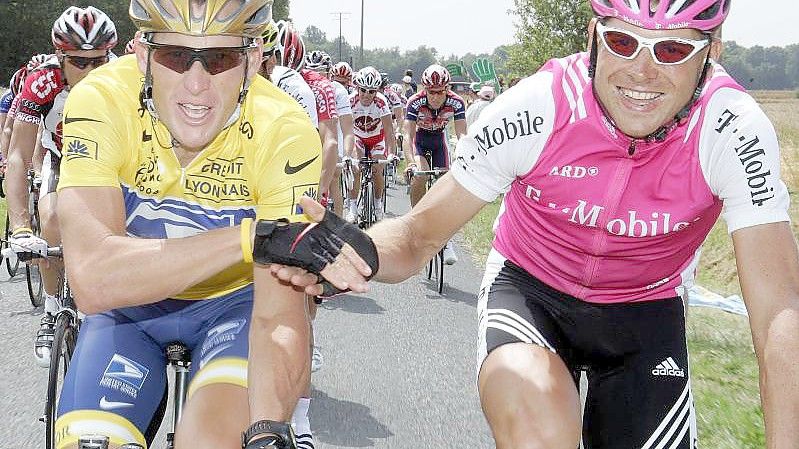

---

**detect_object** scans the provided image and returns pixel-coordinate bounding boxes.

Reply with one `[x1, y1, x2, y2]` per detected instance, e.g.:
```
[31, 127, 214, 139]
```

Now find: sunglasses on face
[145, 42, 252, 75]
[63, 54, 109, 70]
[595, 22, 710, 65]
[359, 87, 377, 94]
[427, 89, 447, 96]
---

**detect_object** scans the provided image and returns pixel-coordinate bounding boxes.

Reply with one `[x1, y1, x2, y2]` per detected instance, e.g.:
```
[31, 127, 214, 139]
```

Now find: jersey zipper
[577, 151, 636, 298]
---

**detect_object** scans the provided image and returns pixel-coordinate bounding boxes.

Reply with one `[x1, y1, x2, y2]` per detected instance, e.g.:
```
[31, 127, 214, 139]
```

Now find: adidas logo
[651, 357, 685, 377]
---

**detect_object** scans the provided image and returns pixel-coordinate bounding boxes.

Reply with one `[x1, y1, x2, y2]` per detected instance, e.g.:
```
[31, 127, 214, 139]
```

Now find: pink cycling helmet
[590, 0, 731, 31]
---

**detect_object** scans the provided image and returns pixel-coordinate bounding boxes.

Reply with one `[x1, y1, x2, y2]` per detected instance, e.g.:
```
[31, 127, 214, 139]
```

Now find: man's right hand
[266, 197, 375, 297]
[9, 230, 48, 262]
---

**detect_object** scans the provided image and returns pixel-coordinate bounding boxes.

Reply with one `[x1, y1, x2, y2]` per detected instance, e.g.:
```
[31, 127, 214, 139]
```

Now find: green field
[460, 90, 799, 447]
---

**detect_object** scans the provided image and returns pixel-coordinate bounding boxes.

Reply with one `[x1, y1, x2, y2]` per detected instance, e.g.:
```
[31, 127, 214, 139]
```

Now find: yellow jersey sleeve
[59, 79, 133, 191]
[250, 106, 322, 222]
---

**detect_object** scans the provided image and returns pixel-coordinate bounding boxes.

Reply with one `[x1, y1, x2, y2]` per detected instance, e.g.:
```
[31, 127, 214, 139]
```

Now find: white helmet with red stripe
[353, 66, 382, 90]
[275, 20, 305, 70]
[52, 6, 118, 51]
[421, 64, 451, 89]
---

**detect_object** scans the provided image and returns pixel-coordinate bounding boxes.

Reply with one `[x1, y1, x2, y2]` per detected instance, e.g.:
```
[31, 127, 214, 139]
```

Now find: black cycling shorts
[478, 250, 697, 449]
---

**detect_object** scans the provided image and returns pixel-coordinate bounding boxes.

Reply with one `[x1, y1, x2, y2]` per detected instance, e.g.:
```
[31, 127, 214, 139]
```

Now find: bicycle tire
[427, 257, 433, 280]
[44, 313, 77, 449]
[364, 183, 375, 228]
[437, 249, 445, 294]
[4, 214, 19, 277]
[27, 208, 43, 307]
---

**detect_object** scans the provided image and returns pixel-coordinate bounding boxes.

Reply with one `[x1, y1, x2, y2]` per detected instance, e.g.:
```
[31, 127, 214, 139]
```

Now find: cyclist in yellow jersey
[54, 1, 321, 448]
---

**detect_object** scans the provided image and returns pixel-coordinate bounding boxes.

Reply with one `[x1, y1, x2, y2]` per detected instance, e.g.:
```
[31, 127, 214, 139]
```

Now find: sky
[289, 0, 799, 57]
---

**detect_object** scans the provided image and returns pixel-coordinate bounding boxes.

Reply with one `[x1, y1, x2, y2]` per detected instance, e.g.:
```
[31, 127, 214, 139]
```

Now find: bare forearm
[66, 226, 242, 313]
[319, 134, 338, 193]
[248, 266, 309, 422]
[6, 146, 32, 230]
[368, 215, 439, 283]
[756, 309, 799, 448]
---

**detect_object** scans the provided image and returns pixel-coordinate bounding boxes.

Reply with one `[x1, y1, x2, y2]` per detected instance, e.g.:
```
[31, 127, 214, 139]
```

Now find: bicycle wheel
[27, 209, 43, 307]
[44, 313, 77, 449]
[3, 214, 20, 277]
[437, 249, 445, 294]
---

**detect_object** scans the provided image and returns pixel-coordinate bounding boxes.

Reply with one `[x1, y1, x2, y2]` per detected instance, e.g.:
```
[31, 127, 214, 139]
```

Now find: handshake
[248, 198, 379, 297]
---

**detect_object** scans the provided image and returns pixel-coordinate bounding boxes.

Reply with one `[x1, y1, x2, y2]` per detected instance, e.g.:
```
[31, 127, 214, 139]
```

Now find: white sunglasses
[596, 22, 710, 65]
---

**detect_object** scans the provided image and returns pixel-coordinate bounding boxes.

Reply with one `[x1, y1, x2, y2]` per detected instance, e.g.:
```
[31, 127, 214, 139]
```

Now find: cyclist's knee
[175, 383, 248, 449]
[478, 343, 581, 449]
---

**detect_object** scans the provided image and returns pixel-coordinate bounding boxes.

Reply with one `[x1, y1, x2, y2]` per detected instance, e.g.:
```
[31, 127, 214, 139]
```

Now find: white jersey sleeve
[698, 87, 790, 233]
[332, 81, 352, 117]
[452, 73, 556, 202]
[270, 66, 319, 128]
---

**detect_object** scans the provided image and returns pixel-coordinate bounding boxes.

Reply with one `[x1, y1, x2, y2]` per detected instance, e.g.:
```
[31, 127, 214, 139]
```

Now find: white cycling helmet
[52, 6, 118, 51]
[353, 66, 382, 90]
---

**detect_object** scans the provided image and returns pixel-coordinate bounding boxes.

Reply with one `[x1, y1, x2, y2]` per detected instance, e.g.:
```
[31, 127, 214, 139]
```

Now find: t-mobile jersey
[452, 52, 789, 303]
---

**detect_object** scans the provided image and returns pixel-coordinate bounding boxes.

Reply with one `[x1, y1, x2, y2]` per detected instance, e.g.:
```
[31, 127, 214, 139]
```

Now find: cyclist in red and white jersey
[306, 50, 355, 220]
[6, 6, 117, 368]
[380, 73, 405, 138]
[275, 21, 339, 207]
[347, 66, 396, 222]
[277, 1, 799, 447]
[1, 55, 52, 166]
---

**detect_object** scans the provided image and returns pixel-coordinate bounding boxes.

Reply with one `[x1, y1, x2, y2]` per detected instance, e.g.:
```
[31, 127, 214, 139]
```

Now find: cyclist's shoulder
[69, 56, 142, 104]
[246, 76, 312, 133]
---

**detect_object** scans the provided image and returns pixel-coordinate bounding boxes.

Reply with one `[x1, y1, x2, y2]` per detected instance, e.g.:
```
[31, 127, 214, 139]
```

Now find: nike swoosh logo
[99, 396, 134, 410]
[284, 155, 319, 175]
[63, 116, 102, 125]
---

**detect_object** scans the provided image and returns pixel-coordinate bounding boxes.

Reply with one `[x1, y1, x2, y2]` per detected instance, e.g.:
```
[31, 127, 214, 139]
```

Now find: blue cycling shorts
[55, 285, 254, 449]
[413, 130, 449, 169]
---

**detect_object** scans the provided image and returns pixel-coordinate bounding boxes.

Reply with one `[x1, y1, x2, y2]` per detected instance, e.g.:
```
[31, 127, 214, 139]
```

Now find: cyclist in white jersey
[258, 21, 318, 127]
[271, 1, 799, 447]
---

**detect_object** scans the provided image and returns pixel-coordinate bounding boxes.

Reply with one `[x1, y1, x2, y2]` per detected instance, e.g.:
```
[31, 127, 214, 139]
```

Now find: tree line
[0, 0, 290, 79]
[0, 0, 796, 92]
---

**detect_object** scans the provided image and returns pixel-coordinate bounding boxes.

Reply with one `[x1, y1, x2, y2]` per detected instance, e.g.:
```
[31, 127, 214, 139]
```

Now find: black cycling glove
[252, 211, 379, 297]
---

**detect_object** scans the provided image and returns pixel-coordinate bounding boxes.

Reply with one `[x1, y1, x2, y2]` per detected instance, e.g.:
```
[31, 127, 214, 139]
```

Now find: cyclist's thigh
[477, 250, 572, 375]
[39, 151, 59, 199]
[581, 297, 694, 449]
[186, 287, 253, 397]
[178, 287, 253, 448]
[414, 132, 446, 168]
[55, 312, 167, 449]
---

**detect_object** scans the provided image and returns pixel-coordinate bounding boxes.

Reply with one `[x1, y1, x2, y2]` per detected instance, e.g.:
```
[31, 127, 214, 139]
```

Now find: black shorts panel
[477, 252, 696, 449]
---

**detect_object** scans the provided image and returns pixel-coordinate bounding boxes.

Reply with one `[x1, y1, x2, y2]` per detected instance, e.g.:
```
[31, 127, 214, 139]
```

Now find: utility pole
[330, 11, 350, 62]
[360, 0, 365, 65]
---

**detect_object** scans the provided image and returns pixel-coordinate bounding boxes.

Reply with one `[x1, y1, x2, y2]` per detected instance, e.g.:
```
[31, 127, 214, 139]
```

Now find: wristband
[12, 227, 33, 237]
[240, 218, 254, 264]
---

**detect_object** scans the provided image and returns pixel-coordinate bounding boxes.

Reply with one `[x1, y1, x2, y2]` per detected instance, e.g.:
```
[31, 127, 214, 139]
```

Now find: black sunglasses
[145, 42, 253, 75]
[63, 54, 109, 70]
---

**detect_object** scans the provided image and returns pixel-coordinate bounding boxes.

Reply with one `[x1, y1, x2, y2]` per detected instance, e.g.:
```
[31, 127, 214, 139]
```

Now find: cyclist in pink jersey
[268, 0, 799, 447]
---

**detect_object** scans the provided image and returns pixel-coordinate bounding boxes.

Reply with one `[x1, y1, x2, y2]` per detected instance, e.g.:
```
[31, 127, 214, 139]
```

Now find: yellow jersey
[59, 55, 322, 300]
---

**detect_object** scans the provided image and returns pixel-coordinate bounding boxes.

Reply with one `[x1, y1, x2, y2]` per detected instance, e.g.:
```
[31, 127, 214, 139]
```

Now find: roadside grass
[459, 90, 799, 447]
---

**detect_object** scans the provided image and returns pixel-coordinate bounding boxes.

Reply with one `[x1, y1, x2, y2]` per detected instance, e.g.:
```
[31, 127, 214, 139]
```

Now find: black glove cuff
[242, 420, 295, 449]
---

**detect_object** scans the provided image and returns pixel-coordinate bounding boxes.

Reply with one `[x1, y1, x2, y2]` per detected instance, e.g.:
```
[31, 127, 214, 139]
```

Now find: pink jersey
[13, 56, 68, 156]
[349, 91, 391, 139]
[453, 53, 789, 303]
[300, 69, 338, 122]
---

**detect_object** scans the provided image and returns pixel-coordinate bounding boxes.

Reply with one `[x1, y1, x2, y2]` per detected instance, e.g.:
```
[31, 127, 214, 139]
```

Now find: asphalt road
[0, 180, 494, 448]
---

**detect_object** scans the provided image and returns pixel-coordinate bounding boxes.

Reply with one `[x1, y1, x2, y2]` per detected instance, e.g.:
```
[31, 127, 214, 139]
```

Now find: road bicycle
[355, 157, 391, 229]
[409, 165, 449, 294]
